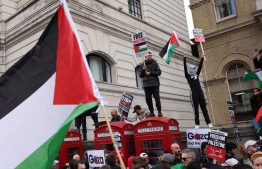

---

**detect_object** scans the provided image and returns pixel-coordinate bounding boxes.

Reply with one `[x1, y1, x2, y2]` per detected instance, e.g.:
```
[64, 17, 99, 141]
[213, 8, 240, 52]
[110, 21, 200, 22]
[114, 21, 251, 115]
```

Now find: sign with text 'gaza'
[186, 129, 211, 148]
[87, 150, 106, 168]
[132, 32, 148, 58]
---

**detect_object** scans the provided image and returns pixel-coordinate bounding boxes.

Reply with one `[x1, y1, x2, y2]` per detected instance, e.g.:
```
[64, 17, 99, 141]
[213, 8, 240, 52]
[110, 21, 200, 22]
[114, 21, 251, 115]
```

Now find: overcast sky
[184, 0, 194, 39]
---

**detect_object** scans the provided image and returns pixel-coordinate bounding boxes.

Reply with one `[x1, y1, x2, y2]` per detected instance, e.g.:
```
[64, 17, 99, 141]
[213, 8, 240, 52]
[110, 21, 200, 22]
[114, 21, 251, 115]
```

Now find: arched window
[135, 65, 143, 88]
[227, 63, 254, 114]
[86, 54, 112, 83]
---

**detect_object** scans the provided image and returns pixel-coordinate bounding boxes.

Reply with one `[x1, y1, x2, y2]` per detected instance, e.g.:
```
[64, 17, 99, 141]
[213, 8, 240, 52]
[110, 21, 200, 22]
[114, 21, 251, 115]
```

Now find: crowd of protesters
[53, 139, 262, 169]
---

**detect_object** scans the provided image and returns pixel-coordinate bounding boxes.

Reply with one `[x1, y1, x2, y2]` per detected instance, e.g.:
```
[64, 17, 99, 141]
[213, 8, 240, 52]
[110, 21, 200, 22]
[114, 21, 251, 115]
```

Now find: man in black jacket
[139, 52, 162, 117]
[183, 54, 213, 129]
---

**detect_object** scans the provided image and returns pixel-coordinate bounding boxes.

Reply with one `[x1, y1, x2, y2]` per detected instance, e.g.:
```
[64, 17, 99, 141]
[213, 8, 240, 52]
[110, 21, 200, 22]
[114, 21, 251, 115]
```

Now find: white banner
[186, 129, 211, 148]
[87, 150, 106, 167]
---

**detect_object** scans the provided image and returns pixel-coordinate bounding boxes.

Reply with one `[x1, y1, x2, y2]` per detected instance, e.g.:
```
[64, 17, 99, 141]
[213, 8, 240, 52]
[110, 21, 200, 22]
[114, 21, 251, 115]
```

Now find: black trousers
[190, 90, 211, 125]
[144, 86, 161, 113]
[75, 113, 99, 139]
[75, 116, 87, 139]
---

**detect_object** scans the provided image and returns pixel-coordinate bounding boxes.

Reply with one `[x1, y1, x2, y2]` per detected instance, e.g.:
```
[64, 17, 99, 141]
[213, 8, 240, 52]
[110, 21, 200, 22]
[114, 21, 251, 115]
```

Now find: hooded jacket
[184, 57, 203, 91]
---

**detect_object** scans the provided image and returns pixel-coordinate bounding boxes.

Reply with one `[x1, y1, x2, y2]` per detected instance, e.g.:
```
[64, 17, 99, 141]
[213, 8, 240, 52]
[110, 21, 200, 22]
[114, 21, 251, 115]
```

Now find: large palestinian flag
[244, 70, 262, 88]
[0, 0, 102, 168]
[159, 31, 181, 64]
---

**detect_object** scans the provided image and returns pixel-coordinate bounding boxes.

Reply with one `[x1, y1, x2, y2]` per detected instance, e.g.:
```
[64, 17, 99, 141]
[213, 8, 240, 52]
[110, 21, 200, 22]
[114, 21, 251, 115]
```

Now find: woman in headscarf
[183, 53, 213, 129]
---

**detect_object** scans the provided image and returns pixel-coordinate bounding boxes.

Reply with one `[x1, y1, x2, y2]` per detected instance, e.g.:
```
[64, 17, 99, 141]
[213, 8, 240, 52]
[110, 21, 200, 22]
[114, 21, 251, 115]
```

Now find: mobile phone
[255, 49, 258, 52]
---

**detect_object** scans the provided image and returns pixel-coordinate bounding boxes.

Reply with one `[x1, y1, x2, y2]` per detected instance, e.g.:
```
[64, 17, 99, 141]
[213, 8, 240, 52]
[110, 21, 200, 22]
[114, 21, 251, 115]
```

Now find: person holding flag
[183, 53, 213, 129]
[139, 52, 162, 117]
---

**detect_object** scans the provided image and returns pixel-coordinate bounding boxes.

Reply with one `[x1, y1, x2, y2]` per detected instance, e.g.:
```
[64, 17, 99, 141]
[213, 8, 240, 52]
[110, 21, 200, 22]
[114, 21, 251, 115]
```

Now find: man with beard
[183, 53, 213, 129]
[171, 143, 182, 164]
[124, 105, 150, 123]
[225, 142, 238, 160]
[139, 52, 162, 117]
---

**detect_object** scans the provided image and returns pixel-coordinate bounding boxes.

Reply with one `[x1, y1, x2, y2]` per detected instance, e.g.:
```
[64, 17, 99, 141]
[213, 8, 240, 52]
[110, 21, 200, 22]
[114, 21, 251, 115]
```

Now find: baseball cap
[140, 153, 148, 157]
[244, 140, 258, 149]
[156, 150, 168, 157]
[161, 153, 175, 163]
[222, 158, 239, 166]
[133, 105, 141, 113]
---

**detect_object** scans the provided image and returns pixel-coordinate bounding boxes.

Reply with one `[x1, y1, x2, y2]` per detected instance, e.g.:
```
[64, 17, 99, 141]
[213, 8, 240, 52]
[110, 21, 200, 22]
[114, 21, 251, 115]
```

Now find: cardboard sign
[87, 150, 106, 167]
[227, 101, 241, 142]
[186, 129, 211, 148]
[193, 29, 205, 42]
[114, 133, 123, 148]
[206, 145, 226, 162]
[206, 130, 228, 162]
[118, 92, 133, 116]
[132, 32, 149, 57]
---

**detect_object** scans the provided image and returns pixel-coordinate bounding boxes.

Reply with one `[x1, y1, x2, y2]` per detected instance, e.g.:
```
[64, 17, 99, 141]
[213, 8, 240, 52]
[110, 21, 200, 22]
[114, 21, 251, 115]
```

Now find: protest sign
[118, 92, 133, 116]
[87, 150, 106, 167]
[132, 32, 148, 57]
[193, 29, 205, 42]
[227, 101, 241, 142]
[186, 129, 211, 148]
[114, 132, 123, 148]
[206, 130, 228, 162]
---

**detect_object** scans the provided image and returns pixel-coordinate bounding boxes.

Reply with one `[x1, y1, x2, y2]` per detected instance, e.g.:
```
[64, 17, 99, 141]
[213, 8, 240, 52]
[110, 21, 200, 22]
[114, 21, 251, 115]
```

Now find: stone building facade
[189, 0, 262, 125]
[0, 0, 207, 140]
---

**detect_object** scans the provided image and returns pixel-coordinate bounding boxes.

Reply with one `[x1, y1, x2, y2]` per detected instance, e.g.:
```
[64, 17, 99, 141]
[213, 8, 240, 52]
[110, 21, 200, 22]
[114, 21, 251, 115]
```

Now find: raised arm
[183, 55, 189, 77]
[197, 58, 204, 75]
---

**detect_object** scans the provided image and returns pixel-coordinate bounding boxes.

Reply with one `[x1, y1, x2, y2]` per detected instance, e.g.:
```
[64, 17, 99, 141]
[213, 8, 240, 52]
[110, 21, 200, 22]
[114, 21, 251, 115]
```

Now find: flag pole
[199, 42, 206, 61]
[101, 105, 126, 169]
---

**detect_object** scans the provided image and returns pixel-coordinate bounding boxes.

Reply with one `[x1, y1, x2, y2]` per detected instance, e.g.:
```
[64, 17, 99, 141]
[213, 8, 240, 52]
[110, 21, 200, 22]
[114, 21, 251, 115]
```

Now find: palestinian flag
[255, 107, 262, 134]
[0, 0, 102, 168]
[134, 42, 148, 53]
[244, 70, 262, 88]
[159, 31, 181, 64]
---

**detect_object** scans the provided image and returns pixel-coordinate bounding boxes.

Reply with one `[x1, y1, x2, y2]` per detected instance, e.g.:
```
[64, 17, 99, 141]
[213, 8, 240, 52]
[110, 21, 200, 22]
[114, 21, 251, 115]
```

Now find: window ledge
[216, 14, 237, 23]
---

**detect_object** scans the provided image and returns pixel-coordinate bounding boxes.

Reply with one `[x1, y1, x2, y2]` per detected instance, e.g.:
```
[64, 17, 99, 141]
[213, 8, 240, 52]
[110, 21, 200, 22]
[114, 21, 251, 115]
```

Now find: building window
[87, 54, 112, 83]
[214, 0, 236, 20]
[128, 0, 142, 19]
[227, 63, 254, 115]
[135, 65, 143, 88]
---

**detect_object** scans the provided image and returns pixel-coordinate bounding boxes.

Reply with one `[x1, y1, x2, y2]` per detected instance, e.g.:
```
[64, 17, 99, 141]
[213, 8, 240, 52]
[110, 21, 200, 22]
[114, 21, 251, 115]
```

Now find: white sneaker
[208, 123, 213, 128]
[195, 125, 199, 129]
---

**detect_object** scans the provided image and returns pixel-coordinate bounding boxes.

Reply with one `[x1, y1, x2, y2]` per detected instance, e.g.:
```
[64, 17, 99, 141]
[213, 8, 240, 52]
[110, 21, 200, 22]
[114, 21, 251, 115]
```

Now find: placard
[118, 92, 133, 116]
[87, 150, 106, 167]
[114, 133, 123, 148]
[193, 28, 205, 42]
[206, 130, 228, 162]
[227, 101, 241, 142]
[132, 32, 149, 57]
[186, 129, 211, 148]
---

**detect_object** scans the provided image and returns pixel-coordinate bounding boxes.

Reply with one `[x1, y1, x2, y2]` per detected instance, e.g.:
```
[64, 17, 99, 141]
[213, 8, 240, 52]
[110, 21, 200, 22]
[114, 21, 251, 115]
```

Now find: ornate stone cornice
[252, 9, 262, 23]
[204, 78, 226, 87]
[189, 0, 211, 9]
